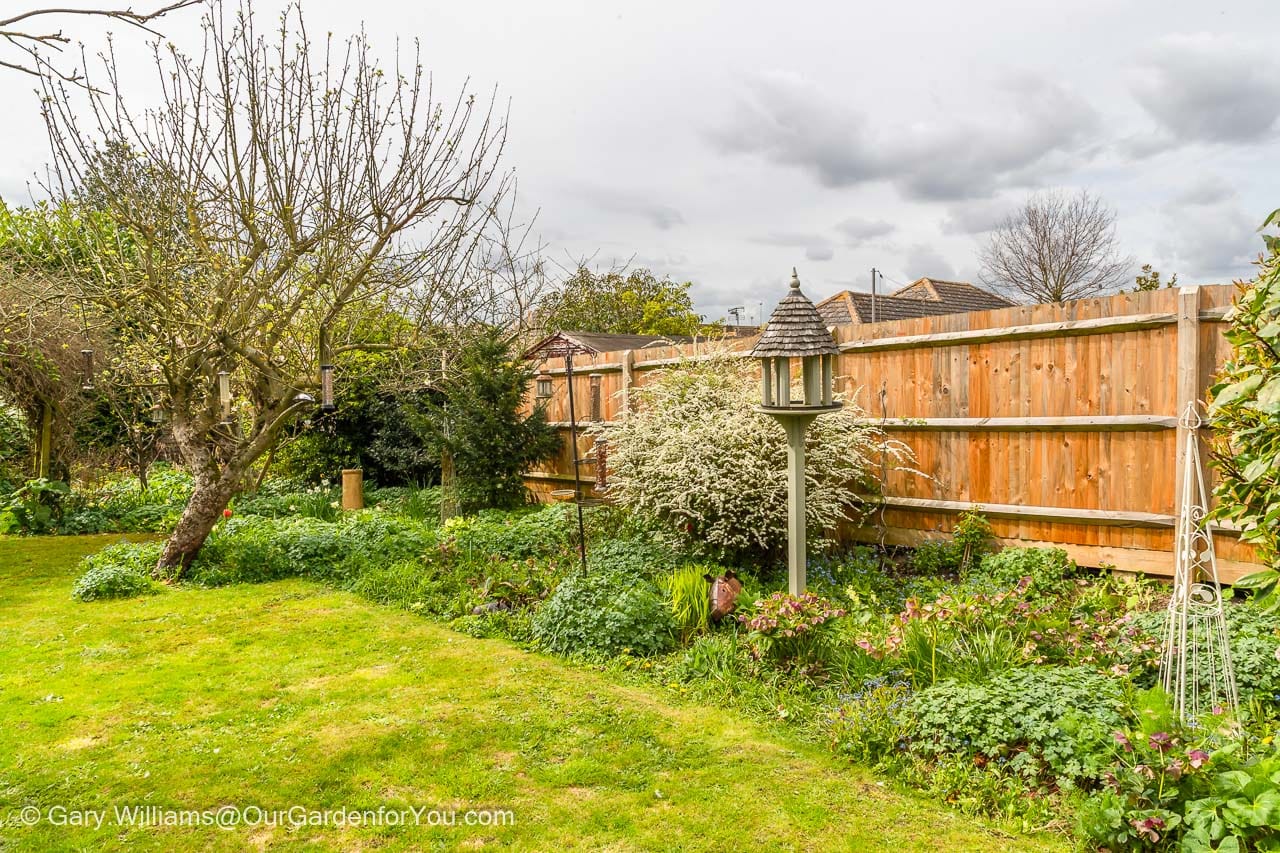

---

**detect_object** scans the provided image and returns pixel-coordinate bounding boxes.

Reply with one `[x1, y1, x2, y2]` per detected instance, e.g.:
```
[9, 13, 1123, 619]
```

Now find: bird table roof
[749, 270, 839, 358]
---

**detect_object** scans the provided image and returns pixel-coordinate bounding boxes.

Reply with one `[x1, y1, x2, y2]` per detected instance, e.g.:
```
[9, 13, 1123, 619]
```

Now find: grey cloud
[940, 197, 1019, 235]
[1156, 187, 1263, 280]
[902, 244, 959, 281]
[707, 72, 1099, 201]
[1173, 177, 1237, 207]
[1133, 35, 1280, 145]
[835, 216, 895, 245]
[752, 230, 836, 263]
[579, 187, 686, 230]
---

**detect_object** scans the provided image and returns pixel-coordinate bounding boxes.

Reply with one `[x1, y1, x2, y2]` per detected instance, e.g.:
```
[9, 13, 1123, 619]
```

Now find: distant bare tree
[979, 190, 1133, 304]
[1, 2, 198, 84]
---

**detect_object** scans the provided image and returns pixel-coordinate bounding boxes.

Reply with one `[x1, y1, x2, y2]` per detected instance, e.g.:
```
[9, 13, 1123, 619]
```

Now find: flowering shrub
[740, 591, 846, 669]
[593, 352, 912, 556]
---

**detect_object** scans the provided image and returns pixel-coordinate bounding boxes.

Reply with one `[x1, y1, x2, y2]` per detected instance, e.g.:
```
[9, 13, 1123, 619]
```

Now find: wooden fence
[524, 285, 1265, 581]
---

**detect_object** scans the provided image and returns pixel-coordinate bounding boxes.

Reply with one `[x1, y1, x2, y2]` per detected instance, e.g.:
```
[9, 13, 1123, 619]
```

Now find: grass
[0, 535, 1064, 851]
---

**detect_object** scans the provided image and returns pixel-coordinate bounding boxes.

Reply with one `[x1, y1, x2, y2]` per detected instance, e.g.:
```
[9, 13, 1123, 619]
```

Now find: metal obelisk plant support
[1160, 401, 1238, 723]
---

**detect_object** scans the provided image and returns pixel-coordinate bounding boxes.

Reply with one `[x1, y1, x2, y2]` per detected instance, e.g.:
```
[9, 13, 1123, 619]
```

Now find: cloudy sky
[1, 0, 1276, 322]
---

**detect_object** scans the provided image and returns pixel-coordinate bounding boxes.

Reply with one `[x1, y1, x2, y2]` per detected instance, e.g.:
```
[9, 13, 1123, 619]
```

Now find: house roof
[815, 277, 1013, 326]
[522, 330, 696, 359]
[750, 270, 839, 358]
[891, 278, 1015, 312]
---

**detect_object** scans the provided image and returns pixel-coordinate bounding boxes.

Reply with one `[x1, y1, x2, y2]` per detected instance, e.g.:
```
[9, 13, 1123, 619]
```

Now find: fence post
[620, 349, 635, 415]
[1175, 287, 1202, 512]
[341, 468, 364, 511]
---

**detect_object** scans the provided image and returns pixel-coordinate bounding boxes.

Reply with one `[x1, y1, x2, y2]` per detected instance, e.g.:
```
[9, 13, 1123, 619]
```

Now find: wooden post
[783, 414, 817, 595]
[1175, 287, 1201, 512]
[341, 468, 364, 510]
[34, 400, 53, 479]
[619, 349, 635, 415]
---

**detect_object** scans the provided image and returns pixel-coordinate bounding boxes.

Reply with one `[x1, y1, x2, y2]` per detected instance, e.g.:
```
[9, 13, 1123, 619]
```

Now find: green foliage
[1209, 238, 1280, 585]
[187, 513, 439, 587]
[538, 266, 705, 336]
[739, 592, 846, 670]
[809, 547, 901, 616]
[910, 666, 1127, 785]
[910, 540, 964, 576]
[667, 565, 711, 642]
[1222, 605, 1280, 700]
[667, 633, 753, 686]
[828, 677, 914, 766]
[532, 570, 675, 658]
[0, 478, 71, 534]
[859, 584, 1035, 689]
[61, 465, 191, 534]
[275, 350, 439, 487]
[440, 504, 576, 561]
[409, 329, 560, 513]
[586, 535, 681, 579]
[384, 486, 442, 522]
[1133, 263, 1178, 292]
[953, 509, 995, 574]
[1079, 702, 1280, 852]
[0, 405, 28, 491]
[71, 541, 163, 601]
[970, 547, 1076, 601]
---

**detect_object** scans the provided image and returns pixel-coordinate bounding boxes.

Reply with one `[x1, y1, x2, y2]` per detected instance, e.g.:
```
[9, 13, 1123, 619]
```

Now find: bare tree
[1, 1, 198, 84]
[28, 0, 510, 575]
[979, 190, 1134, 304]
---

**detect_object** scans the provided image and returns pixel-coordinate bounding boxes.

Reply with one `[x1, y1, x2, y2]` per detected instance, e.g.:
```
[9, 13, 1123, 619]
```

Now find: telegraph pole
[870, 268, 879, 323]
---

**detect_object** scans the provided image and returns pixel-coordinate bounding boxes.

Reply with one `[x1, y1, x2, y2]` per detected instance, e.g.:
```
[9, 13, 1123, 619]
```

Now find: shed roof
[750, 270, 839, 358]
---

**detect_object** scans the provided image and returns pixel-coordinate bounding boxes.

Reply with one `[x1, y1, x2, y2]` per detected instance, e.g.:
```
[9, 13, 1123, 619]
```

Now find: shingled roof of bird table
[749, 270, 839, 358]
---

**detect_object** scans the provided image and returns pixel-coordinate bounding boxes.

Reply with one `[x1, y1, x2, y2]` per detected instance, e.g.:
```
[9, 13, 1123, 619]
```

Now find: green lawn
[0, 535, 1062, 851]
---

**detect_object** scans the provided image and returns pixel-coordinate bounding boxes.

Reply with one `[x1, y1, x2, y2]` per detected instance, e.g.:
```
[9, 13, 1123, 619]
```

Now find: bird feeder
[751, 269, 840, 595]
[318, 327, 336, 413]
[149, 403, 166, 425]
[216, 370, 233, 425]
[80, 349, 95, 391]
[319, 363, 336, 412]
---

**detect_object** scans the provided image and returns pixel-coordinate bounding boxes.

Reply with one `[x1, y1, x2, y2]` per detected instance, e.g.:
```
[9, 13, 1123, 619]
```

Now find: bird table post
[751, 269, 840, 596]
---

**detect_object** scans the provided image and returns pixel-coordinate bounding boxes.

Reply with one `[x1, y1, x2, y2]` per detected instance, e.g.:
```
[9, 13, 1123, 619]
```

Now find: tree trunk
[155, 467, 239, 579]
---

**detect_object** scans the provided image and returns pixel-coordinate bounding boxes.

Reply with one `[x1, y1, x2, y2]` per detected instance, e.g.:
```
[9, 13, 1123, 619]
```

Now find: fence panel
[523, 285, 1263, 580]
